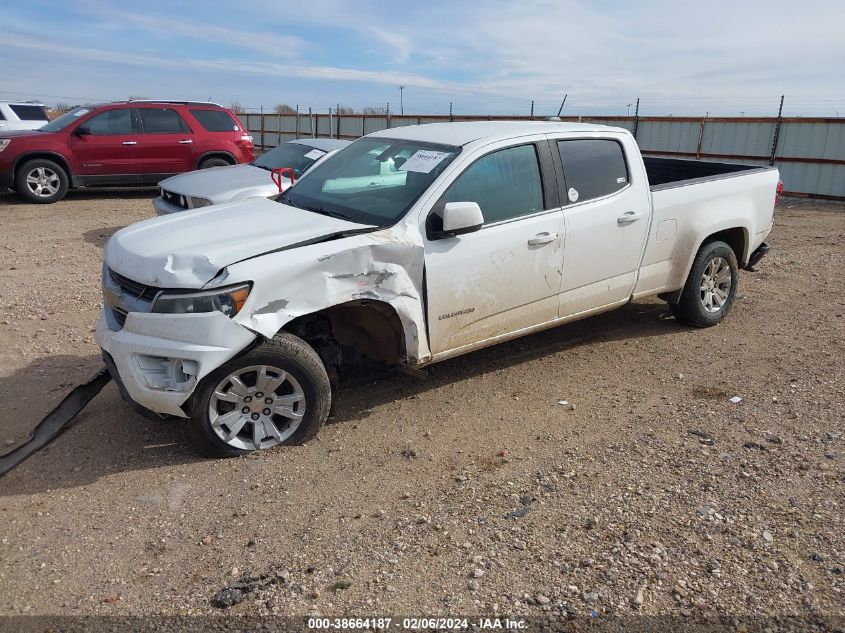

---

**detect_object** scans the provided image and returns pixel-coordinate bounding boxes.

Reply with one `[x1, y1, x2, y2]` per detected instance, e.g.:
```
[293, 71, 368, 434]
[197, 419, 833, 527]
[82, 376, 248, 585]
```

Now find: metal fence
[243, 112, 845, 200]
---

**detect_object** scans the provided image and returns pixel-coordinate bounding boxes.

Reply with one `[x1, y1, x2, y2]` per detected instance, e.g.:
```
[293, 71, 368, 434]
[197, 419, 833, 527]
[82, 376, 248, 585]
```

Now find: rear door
[424, 140, 564, 356]
[136, 107, 196, 177]
[70, 106, 141, 178]
[551, 136, 651, 316]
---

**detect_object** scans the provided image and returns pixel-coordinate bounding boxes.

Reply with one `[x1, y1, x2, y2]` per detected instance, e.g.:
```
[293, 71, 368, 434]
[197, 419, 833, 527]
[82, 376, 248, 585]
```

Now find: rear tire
[189, 333, 331, 457]
[670, 240, 738, 328]
[15, 159, 69, 204]
[198, 157, 230, 169]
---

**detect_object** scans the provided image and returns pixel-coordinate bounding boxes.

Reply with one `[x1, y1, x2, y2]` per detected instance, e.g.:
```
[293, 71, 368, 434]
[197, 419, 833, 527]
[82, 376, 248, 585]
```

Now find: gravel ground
[0, 188, 843, 627]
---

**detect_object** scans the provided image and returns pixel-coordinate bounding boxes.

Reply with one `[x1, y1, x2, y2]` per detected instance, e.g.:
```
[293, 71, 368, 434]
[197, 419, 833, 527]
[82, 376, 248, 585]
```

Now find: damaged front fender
[227, 226, 430, 365]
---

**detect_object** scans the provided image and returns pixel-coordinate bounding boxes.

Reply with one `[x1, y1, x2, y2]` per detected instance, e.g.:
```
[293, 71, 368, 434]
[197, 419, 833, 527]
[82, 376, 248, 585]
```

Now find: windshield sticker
[568, 187, 579, 203]
[402, 150, 450, 174]
[617, 177, 627, 184]
[73, 109, 90, 117]
[304, 149, 327, 160]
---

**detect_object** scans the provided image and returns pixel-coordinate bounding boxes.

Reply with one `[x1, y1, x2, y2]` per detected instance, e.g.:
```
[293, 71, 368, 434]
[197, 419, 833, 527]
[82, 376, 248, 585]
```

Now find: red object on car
[775, 179, 784, 204]
[0, 100, 254, 203]
[271, 167, 296, 193]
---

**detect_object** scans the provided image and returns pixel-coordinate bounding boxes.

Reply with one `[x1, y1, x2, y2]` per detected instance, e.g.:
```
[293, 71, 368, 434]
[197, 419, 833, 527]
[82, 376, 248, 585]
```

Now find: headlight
[190, 196, 212, 209]
[151, 283, 251, 317]
[0, 139, 10, 152]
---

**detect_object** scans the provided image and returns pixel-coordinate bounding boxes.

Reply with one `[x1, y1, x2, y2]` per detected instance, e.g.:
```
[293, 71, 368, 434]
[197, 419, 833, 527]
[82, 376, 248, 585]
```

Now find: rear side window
[557, 139, 628, 203]
[9, 104, 48, 121]
[445, 144, 544, 224]
[190, 109, 238, 132]
[139, 108, 191, 134]
[84, 109, 133, 135]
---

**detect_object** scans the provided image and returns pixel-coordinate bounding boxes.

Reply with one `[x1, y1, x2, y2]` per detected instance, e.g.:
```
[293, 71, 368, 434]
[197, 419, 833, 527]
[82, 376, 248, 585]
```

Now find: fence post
[308, 107, 313, 137]
[449, 102, 453, 122]
[277, 110, 281, 146]
[328, 108, 332, 139]
[336, 103, 340, 139]
[295, 104, 299, 139]
[362, 112, 366, 138]
[770, 95, 784, 166]
[696, 112, 708, 159]
[386, 103, 391, 129]
[530, 100, 534, 119]
[259, 106, 265, 149]
[632, 98, 640, 140]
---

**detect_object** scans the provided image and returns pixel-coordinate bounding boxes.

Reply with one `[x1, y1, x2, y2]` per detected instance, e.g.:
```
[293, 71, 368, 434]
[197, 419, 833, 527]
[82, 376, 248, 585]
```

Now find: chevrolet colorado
[96, 121, 778, 456]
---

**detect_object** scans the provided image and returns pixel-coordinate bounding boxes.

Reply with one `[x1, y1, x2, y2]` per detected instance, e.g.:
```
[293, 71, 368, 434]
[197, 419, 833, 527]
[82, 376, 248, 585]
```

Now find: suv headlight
[151, 283, 251, 317]
[0, 140, 10, 152]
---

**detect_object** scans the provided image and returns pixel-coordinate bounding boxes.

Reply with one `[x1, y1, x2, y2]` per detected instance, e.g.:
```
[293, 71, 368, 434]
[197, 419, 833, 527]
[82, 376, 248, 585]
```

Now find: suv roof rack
[126, 99, 224, 107]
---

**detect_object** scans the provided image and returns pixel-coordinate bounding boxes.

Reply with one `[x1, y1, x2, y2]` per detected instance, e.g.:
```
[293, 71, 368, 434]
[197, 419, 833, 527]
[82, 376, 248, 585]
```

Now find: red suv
[0, 100, 254, 203]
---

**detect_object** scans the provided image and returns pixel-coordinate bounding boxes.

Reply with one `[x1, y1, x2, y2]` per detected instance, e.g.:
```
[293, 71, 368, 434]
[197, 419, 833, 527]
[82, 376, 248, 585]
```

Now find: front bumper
[0, 172, 13, 189]
[152, 195, 186, 216]
[95, 308, 257, 417]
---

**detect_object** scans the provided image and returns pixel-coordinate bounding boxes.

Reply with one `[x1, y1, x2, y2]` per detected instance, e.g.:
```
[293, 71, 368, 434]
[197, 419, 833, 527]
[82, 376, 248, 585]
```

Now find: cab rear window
[190, 109, 239, 132]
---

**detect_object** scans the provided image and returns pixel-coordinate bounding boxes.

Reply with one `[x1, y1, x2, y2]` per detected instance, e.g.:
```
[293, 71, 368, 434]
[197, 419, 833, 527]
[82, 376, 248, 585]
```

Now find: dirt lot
[0, 189, 843, 626]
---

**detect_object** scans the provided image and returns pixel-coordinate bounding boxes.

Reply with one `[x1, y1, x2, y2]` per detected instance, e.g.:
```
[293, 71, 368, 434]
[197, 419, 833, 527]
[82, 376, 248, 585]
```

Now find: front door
[70, 107, 141, 178]
[136, 107, 196, 177]
[424, 143, 564, 356]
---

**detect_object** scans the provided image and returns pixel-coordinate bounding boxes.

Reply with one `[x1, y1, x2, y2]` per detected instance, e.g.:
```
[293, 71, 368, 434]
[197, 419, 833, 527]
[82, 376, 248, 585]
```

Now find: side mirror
[74, 126, 92, 137]
[441, 201, 484, 236]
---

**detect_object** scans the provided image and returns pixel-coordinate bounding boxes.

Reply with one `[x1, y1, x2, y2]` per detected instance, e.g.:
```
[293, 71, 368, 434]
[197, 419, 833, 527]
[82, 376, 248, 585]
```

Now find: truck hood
[158, 164, 285, 203]
[104, 197, 375, 287]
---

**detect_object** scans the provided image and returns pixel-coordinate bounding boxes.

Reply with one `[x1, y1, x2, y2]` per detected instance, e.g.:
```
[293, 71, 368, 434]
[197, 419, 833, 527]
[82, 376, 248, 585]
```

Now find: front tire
[670, 240, 738, 328]
[189, 333, 331, 457]
[15, 159, 69, 204]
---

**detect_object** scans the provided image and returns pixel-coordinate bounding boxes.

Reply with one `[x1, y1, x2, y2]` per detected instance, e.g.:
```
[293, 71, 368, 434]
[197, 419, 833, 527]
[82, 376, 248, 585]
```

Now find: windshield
[252, 143, 327, 177]
[39, 107, 93, 132]
[281, 137, 459, 227]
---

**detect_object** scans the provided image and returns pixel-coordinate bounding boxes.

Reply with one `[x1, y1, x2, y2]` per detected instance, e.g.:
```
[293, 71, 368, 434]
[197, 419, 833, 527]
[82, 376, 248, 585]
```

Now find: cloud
[1, 0, 843, 114]
[74, 0, 308, 58]
[2, 33, 455, 92]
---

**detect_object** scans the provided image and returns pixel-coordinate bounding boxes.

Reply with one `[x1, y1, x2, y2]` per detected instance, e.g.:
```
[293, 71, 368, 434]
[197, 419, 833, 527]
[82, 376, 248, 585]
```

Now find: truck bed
[644, 156, 763, 190]
[632, 157, 779, 300]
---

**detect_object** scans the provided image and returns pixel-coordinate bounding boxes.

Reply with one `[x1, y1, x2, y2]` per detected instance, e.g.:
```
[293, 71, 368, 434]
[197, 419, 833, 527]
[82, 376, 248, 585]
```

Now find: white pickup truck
[97, 121, 778, 456]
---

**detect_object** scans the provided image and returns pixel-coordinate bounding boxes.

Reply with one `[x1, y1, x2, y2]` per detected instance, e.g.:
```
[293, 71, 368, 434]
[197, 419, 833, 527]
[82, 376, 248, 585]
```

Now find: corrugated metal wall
[245, 113, 845, 199]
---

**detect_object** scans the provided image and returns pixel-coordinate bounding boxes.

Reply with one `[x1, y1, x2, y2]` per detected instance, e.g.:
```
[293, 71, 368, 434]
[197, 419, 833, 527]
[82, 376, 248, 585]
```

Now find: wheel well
[197, 152, 235, 168]
[282, 300, 405, 369]
[14, 153, 72, 180]
[705, 227, 747, 264]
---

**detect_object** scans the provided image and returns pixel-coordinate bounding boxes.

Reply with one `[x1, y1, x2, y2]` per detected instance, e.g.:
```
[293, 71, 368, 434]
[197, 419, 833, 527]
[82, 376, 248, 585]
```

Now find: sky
[1, 0, 843, 117]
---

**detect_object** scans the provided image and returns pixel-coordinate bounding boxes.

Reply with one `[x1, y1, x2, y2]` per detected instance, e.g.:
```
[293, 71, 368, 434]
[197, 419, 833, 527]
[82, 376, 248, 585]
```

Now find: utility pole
[399, 86, 404, 115]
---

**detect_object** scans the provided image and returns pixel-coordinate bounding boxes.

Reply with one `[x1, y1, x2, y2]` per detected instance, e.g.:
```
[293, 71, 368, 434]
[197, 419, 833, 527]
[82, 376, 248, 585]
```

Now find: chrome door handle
[527, 232, 558, 246]
[178, 139, 193, 144]
[617, 211, 643, 225]
[122, 141, 137, 145]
